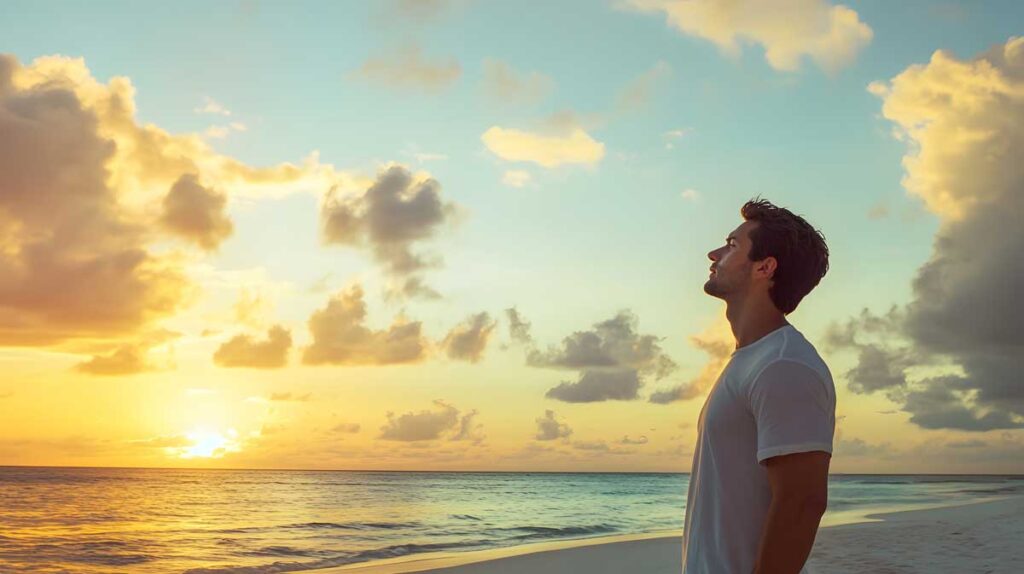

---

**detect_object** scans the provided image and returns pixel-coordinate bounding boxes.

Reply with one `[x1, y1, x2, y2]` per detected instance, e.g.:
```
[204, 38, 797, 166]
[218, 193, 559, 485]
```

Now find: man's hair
[740, 197, 829, 315]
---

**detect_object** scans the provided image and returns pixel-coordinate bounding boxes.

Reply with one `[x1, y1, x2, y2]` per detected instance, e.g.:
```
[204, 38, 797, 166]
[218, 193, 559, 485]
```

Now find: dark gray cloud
[825, 39, 1024, 431]
[545, 368, 642, 403]
[528, 311, 676, 378]
[534, 410, 572, 441]
[620, 435, 648, 445]
[450, 409, 485, 444]
[505, 307, 533, 345]
[321, 165, 459, 300]
[526, 310, 676, 403]
[441, 312, 497, 363]
[378, 399, 480, 442]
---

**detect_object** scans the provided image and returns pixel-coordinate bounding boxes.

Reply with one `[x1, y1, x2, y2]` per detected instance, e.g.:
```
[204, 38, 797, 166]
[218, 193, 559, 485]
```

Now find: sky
[0, 0, 1022, 473]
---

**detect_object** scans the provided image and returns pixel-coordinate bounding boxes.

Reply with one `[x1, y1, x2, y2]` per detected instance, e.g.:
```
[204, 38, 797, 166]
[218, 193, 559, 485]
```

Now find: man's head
[704, 197, 829, 315]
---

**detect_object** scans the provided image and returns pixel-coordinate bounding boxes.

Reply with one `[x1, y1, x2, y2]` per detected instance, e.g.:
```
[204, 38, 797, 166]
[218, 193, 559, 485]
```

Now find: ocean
[1, 467, 1022, 573]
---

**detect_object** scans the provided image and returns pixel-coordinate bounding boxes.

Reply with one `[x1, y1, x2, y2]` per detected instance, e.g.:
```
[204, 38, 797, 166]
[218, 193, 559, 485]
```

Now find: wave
[180, 525, 623, 573]
[500, 523, 620, 541]
[181, 540, 492, 574]
[217, 520, 422, 534]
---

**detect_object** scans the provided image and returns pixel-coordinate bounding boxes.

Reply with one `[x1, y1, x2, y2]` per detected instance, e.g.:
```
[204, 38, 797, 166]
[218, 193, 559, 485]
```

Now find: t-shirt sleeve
[748, 359, 835, 464]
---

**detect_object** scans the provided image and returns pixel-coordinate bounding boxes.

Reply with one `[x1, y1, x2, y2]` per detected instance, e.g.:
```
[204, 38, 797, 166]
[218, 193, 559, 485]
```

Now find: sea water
[1, 467, 1021, 573]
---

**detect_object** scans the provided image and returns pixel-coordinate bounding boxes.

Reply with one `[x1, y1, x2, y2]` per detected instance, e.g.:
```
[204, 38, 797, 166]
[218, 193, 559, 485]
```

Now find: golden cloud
[302, 283, 429, 366]
[481, 125, 605, 168]
[0, 54, 359, 348]
[213, 325, 292, 369]
[623, 0, 872, 72]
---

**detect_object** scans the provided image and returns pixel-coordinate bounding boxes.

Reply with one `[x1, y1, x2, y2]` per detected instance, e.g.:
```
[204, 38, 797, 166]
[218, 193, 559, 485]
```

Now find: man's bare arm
[753, 450, 831, 574]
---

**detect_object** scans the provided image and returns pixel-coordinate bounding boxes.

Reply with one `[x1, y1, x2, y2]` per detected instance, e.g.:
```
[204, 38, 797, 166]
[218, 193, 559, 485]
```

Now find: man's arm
[752, 450, 830, 574]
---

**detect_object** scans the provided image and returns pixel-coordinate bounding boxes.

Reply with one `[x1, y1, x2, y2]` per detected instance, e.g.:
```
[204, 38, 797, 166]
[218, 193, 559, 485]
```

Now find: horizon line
[1, 464, 1022, 477]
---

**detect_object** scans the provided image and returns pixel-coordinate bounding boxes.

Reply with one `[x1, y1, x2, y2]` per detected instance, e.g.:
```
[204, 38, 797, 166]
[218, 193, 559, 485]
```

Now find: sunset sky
[1, 0, 1022, 473]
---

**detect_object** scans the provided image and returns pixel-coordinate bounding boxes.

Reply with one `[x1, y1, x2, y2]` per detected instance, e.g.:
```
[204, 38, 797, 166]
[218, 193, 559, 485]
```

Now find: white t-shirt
[682, 323, 835, 574]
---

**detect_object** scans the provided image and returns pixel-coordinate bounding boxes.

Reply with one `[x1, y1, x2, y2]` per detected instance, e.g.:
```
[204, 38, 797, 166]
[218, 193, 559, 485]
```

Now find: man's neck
[725, 296, 789, 352]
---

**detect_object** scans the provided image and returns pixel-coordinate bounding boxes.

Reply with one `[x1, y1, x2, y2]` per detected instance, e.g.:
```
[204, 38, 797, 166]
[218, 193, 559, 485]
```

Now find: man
[683, 197, 835, 574]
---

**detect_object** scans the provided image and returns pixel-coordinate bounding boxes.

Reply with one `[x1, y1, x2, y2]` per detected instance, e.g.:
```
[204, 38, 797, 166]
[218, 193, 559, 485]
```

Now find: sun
[177, 428, 243, 459]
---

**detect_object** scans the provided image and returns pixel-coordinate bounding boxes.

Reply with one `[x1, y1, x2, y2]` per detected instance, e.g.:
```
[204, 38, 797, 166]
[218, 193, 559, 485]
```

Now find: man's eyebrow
[726, 235, 738, 242]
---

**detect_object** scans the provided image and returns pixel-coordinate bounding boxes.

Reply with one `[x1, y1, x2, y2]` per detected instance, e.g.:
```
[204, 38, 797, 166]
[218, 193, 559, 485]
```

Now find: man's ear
[755, 256, 777, 280]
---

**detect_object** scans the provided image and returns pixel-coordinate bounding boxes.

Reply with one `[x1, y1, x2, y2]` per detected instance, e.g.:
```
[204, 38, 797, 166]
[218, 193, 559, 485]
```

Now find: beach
[326, 495, 1024, 574]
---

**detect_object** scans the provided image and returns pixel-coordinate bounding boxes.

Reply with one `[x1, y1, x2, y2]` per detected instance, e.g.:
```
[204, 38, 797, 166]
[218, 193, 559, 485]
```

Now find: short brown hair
[740, 197, 829, 314]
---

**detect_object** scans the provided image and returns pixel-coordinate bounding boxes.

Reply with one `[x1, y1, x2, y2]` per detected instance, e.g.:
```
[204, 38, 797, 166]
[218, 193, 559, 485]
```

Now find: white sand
[323, 495, 1024, 574]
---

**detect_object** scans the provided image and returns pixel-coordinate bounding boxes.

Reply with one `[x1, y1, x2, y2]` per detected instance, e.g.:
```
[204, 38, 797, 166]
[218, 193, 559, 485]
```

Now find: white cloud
[194, 96, 232, 116]
[502, 170, 532, 188]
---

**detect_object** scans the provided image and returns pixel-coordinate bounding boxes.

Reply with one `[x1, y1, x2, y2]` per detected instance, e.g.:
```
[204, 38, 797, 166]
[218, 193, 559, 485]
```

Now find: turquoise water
[1, 467, 1021, 573]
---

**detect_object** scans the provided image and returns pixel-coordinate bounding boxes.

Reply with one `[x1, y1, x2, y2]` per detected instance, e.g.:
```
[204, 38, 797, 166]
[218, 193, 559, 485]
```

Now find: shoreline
[319, 495, 1024, 574]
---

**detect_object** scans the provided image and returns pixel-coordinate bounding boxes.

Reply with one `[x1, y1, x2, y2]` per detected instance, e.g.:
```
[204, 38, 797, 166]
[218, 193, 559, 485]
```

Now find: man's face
[704, 220, 757, 300]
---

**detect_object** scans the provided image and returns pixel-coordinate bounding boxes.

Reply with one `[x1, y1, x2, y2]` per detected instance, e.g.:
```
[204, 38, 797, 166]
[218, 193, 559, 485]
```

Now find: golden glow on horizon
[176, 428, 243, 459]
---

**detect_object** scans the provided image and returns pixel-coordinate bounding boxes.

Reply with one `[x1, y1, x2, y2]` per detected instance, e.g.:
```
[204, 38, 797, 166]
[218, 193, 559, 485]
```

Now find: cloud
[572, 440, 610, 452]
[441, 312, 497, 363]
[481, 124, 605, 168]
[379, 399, 478, 441]
[234, 287, 272, 329]
[213, 325, 292, 369]
[526, 310, 677, 403]
[451, 409, 486, 444]
[649, 315, 732, 403]
[202, 121, 247, 140]
[528, 310, 677, 378]
[620, 435, 649, 445]
[270, 392, 312, 401]
[302, 283, 429, 366]
[160, 174, 234, 251]
[0, 54, 361, 347]
[383, 0, 462, 23]
[680, 189, 700, 202]
[546, 368, 642, 402]
[614, 61, 672, 112]
[502, 170, 532, 188]
[74, 328, 180, 376]
[505, 307, 534, 345]
[825, 38, 1024, 431]
[129, 434, 193, 449]
[331, 422, 361, 434]
[481, 59, 554, 106]
[622, 0, 872, 72]
[354, 43, 461, 92]
[320, 164, 460, 300]
[194, 96, 231, 116]
[535, 409, 572, 441]
[833, 435, 893, 457]
[664, 128, 691, 150]
[571, 439, 637, 455]
[947, 439, 987, 449]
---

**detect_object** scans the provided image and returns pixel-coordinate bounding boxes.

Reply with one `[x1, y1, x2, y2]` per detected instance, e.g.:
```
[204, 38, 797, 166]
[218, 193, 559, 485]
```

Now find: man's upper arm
[749, 359, 835, 464]
[764, 451, 831, 505]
